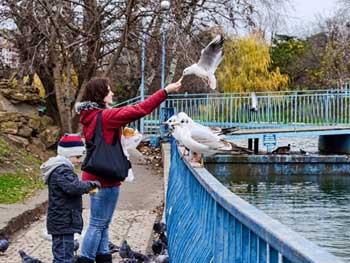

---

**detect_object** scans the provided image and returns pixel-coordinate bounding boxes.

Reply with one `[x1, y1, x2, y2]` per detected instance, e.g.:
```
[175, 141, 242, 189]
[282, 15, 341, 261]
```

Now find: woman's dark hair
[82, 78, 110, 104]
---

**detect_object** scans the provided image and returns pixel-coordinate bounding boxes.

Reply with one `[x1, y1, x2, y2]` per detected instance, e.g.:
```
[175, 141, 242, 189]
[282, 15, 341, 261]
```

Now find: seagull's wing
[190, 131, 233, 153]
[192, 122, 221, 134]
[180, 128, 211, 154]
[171, 126, 183, 143]
[190, 125, 220, 140]
[189, 126, 225, 150]
[198, 35, 224, 73]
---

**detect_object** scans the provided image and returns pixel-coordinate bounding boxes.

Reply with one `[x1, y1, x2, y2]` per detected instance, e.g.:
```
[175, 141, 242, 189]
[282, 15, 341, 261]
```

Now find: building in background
[0, 35, 19, 69]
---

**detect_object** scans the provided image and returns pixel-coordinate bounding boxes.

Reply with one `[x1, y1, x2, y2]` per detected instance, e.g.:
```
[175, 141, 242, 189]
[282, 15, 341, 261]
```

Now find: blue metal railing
[165, 140, 345, 263]
[115, 88, 350, 134]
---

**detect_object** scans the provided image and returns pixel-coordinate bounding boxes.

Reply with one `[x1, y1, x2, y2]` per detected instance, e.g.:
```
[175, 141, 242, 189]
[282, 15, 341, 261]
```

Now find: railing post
[294, 94, 297, 127]
[206, 94, 209, 124]
[268, 96, 271, 123]
[160, 107, 176, 141]
[326, 91, 330, 125]
[139, 14, 146, 134]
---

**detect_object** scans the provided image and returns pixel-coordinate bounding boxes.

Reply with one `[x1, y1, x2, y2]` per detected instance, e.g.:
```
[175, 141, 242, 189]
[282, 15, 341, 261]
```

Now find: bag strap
[94, 111, 119, 146]
[93, 111, 104, 140]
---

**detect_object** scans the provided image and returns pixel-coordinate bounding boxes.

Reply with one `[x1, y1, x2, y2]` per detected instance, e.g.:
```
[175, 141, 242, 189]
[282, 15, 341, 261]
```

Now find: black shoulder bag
[82, 111, 130, 181]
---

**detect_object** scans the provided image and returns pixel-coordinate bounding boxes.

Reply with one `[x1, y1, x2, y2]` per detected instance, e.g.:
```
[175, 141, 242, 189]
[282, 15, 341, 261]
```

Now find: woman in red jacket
[76, 78, 181, 263]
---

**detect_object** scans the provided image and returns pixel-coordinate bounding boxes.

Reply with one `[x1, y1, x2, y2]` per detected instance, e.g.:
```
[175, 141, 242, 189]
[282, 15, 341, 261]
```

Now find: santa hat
[57, 133, 85, 158]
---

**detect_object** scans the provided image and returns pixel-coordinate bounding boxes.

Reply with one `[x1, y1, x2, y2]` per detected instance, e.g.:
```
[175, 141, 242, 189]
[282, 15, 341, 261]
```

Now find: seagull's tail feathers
[219, 127, 239, 135]
[213, 140, 236, 152]
[229, 142, 254, 154]
[215, 141, 253, 154]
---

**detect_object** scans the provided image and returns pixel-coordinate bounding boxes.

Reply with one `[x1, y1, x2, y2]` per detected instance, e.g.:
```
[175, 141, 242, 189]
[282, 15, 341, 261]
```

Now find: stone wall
[0, 79, 61, 154]
[0, 111, 61, 152]
[0, 80, 41, 104]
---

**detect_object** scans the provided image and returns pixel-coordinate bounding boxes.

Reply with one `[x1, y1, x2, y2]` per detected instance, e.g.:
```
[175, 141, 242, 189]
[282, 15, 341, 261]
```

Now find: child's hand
[90, 181, 101, 188]
[89, 181, 101, 194]
[89, 188, 99, 194]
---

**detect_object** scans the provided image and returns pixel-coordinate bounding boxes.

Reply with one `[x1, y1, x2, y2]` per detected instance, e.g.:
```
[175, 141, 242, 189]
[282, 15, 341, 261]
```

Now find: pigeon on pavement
[0, 235, 9, 253]
[19, 250, 44, 263]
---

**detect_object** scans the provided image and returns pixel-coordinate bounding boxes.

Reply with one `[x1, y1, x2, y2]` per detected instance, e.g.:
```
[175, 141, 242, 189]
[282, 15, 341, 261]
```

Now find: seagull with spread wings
[250, 92, 258, 112]
[182, 35, 224, 90]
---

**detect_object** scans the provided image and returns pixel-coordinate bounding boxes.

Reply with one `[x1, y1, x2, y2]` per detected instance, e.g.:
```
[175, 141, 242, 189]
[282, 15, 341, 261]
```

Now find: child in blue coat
[41, 134, 100, 263]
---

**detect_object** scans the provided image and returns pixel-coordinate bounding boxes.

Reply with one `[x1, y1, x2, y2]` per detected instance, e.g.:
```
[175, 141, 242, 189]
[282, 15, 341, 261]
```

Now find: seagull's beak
[178, 76, 183, 83]
[162, 121, 169, 125]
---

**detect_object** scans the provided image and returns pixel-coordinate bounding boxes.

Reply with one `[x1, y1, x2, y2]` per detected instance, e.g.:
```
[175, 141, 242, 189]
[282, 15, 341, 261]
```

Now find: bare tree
[0, 0, 289, 132]
[1, 0, 139, 131]
[312, 11, 350, 84]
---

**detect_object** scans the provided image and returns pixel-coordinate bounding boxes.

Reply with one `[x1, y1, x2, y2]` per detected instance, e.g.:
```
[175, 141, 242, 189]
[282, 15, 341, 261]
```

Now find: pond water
[206, 161, 350, 261]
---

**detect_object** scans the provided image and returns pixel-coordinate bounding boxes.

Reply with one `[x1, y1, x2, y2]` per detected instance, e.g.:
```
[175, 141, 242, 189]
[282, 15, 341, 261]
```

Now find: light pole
[160, 0, 170, 93]
[159, 1, 174, 141]
[139, 8, 146, 134]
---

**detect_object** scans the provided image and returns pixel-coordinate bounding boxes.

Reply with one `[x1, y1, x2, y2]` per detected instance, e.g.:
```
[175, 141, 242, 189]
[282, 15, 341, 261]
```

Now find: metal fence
[115, 88, 350, 134]
[166, 140, 345, 263]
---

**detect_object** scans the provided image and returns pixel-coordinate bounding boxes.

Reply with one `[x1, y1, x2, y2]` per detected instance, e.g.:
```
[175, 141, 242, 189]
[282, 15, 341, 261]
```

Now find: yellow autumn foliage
[217, 34, 289, 92]
[23, 74, 45, 97]
[21, 69, 79, 98]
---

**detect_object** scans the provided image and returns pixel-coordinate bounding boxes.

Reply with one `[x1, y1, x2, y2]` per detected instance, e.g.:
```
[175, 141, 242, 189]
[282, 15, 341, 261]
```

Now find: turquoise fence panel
[250, 232, 258, 262]
[270, 246, 279, 263]
[242, 224, 249, 262]
[259, 238, 267, 263]
[166, 140, 346, 263]
[115, 88, 350, 134]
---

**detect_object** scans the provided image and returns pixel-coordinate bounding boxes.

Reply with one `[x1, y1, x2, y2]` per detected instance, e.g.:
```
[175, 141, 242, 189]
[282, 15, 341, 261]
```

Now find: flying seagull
[250, 92, 258, 112]
[182, 35, 224, 90]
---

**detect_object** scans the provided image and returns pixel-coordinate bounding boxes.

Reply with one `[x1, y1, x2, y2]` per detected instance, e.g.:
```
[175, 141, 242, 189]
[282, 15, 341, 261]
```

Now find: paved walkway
[0, 146, 169, 263]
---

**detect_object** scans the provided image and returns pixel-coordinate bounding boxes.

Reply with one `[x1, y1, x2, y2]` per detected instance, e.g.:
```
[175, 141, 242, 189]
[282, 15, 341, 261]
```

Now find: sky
[286, 0, 339, 35]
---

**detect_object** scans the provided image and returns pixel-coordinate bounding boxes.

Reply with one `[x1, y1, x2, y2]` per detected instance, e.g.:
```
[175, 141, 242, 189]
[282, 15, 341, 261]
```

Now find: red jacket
[79, 89, 167, 187]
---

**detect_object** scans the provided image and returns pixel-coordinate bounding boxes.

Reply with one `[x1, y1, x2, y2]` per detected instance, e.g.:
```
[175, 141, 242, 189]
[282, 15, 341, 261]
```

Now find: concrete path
[0, 149, 167, 263]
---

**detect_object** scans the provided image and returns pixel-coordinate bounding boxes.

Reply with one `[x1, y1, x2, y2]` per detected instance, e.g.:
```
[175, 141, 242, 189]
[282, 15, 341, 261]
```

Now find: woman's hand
[165, 77, 182, 94]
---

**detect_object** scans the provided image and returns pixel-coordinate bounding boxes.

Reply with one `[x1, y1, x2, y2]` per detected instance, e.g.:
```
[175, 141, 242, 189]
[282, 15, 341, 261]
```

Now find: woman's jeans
[52, 234, 74, 263]
[81, 186, 120, 260]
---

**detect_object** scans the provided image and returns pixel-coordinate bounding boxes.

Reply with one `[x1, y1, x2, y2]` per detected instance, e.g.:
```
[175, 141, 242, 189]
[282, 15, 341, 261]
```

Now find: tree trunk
[165, 0, 199, 84]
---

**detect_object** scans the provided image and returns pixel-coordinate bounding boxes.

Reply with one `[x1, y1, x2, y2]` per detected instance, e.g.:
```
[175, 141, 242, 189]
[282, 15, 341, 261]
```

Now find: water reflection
[206, 163, 350, 261]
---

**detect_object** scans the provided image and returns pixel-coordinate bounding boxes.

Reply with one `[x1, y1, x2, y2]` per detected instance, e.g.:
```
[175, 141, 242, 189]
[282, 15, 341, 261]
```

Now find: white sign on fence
[263, 134, 277, 153]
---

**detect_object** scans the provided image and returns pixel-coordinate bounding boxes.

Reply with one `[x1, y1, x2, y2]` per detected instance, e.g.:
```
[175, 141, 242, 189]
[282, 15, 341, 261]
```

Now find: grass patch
[0, 138, 11, 162]
[23, 152, 42, 166]
[0, 172, 44, 204]
[0, 136, 46, 204]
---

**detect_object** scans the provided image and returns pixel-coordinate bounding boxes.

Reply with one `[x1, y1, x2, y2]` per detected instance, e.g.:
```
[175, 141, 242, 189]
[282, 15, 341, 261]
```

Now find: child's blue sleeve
[55, 166, 92, 196]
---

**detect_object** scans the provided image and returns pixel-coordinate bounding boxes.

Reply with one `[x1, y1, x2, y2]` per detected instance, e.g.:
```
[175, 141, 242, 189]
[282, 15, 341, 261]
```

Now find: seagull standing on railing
[174, 113, 251, 167]
[163, 115, 182, 142]
[182, 35, 224, 90]
[177, 112, 238, 136]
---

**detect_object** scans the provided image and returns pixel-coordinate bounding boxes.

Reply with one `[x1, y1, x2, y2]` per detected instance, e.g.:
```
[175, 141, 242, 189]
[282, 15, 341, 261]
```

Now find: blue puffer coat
[41, 156, 93, 235]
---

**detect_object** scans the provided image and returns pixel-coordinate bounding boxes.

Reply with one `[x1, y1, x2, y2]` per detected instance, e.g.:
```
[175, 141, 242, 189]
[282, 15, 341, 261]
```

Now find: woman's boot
[77, 256, 95, 263]
[95, 253, 113, 263]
